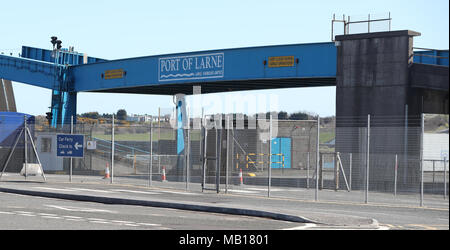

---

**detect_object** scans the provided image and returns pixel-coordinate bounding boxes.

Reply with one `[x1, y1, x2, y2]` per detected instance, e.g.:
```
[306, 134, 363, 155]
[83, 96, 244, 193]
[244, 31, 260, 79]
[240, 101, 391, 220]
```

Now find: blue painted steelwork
[0, 54, 57, 89]
[175, 95, 186, 176]
[71, 42, 337, 93]
[414, 50, 449, 66]
[21, 46, 106, 65]
[19, 46, 106, 128]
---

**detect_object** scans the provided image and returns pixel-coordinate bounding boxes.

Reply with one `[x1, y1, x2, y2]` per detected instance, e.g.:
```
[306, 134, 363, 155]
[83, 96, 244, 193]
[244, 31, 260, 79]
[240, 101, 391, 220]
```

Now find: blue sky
[2, 0, 449, 117]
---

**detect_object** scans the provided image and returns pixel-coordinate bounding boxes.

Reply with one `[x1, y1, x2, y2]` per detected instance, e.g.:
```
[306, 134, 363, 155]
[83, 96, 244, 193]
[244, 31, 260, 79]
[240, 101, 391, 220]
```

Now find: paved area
[0, 173, 448, 230]
[0, 192, 304, 230]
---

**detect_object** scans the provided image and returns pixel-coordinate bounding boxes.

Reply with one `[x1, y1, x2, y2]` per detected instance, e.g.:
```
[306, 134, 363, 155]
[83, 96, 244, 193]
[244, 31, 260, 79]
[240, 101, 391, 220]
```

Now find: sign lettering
[104, 69, 124, 80]
[268, 56, 295, 68]
[159, 53, 224, 81]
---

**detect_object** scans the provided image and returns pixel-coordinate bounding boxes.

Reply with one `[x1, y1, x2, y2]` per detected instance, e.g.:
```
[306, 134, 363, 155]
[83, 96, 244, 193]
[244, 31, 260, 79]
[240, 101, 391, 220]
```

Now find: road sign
[86, 140, 96, 150]
[57, 134, 84, 158]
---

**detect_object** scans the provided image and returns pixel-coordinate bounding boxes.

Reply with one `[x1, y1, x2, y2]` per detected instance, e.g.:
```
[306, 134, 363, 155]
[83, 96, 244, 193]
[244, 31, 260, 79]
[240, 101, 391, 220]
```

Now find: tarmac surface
[0, 173, 448, 230]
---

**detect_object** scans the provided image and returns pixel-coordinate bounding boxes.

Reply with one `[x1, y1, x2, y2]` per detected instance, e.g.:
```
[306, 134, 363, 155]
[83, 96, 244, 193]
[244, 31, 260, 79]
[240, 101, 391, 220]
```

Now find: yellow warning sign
[268, 56, 295, 68]
[104, 69, 124, 80]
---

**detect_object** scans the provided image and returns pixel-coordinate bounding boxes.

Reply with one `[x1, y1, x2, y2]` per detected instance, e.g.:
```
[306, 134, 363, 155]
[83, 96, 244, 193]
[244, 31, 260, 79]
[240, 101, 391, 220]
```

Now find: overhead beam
[0, 54, 57, 89]
[71, 42, 337, 93]
[87, 77, 336, 95]
[21, 46, 106, 65]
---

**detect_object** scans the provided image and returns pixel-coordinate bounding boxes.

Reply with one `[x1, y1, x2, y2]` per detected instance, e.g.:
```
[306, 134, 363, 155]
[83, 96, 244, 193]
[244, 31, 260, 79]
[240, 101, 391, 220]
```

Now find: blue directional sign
[57, 134, 84, 158]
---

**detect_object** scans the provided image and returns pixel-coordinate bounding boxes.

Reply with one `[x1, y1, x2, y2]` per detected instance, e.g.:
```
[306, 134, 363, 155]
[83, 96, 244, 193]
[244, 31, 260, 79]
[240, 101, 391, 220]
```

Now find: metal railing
[331, 12, 392, 41]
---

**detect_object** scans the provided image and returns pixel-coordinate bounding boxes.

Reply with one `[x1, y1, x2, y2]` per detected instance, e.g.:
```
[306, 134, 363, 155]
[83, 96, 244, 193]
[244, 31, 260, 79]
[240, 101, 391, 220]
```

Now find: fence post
[394, 154, 398, 197]
[432, 160, 435, 185]
[225, 116, 230, 194]
[70, 115, 73, 182]
[320, 153, 324, 190]
[365, 114, 370, 204]
[24, 115, 28, 179]
[335, 152, 339, 191]
[315, 116, 320, 201]
[444, 157, 447, 200]
[403, 104, 408, 185]
[149, 122, 153, 187]
[268, 115, 273, 198]
[420, 113, 424, 207]
[186, 126, 190, 191]
[111, 114, 115, 184]
[307, 152, 310, 189]
[215, 127, 221, 194]
[349, 153, 352, 191]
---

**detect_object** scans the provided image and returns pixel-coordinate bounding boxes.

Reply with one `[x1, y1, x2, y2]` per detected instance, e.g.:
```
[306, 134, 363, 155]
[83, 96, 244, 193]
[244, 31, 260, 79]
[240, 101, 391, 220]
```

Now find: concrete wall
[334, 30, 434, 191]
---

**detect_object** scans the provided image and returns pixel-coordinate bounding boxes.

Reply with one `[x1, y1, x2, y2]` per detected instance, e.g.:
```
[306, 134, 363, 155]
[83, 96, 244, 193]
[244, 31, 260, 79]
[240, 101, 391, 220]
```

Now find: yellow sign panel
[104, 69, 124, 80]
[268, 56, 295, 68]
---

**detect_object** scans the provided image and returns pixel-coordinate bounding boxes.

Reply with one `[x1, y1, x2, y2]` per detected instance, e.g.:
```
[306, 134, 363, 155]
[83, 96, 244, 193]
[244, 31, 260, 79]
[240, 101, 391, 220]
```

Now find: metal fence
[331, 12, 392, 41]
[0, 112, 448, 207]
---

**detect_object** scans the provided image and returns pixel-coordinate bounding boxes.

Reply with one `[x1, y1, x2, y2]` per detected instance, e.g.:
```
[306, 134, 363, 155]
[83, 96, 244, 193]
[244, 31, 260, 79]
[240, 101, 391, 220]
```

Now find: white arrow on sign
[74, 142, 82, 150]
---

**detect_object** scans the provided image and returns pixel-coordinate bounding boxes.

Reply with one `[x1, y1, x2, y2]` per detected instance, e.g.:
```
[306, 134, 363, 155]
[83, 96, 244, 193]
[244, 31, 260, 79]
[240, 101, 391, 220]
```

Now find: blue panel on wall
[271, 137, 291, 169]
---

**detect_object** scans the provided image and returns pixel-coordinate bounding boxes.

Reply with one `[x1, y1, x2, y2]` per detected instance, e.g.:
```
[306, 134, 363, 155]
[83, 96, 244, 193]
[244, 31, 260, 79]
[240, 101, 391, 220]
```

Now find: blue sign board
[57, 134, 84, 158]
[158, 52, 224, 82]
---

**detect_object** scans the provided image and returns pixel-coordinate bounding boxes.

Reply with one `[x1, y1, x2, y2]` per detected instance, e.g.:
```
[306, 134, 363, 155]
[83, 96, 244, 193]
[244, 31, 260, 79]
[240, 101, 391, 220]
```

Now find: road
[0, 174, 448, 230]
[0, 192, 304, 230]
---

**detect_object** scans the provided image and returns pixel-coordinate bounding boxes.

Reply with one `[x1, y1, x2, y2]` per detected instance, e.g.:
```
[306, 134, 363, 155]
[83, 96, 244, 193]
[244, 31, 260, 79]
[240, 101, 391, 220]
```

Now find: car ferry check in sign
[158, 53, 224, 81]
[57, 134, 84, 158]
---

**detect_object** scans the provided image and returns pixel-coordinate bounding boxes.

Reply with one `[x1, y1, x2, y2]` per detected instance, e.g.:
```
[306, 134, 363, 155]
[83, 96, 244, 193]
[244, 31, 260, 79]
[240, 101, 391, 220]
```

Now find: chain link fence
[0, 112, 448, 207]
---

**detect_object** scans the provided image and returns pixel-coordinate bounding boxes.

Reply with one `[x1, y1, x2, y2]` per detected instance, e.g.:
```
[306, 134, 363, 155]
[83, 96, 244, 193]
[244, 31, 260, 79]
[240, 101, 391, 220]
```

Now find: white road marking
[111, 220, 135, 224]
[14, 211, 36, 216]
[63, 216, 83, 219]
[123, 223, 140, 227]
[158, 190, 197, 195]
[87, 217, 107, 221]
[246, 187, 284, 192]
[89, 220, 111, 224]
[17, 213, 36, 217]
[376, 225, 390, 230]
[0, 211, 15, 215]
[67, 188, 115, 193]
[0, 208, 165, 229]
[65, 218, 85, 222]
[14, 211, 34, 214]
[39, 213, 58, 217]
[227, 189, 258, 194]
[111, 189, 159, 195]
[41, 216, 63, 219]
[137, 222, 162, 227]
[33, 187, 76, 192]
[45, 205, 117, 214]
[282, 223, 317, 230]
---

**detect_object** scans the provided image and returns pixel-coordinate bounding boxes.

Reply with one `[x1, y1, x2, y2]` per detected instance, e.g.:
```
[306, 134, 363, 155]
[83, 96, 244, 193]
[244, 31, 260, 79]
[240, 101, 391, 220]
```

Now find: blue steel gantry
[1, 41, 338, 128]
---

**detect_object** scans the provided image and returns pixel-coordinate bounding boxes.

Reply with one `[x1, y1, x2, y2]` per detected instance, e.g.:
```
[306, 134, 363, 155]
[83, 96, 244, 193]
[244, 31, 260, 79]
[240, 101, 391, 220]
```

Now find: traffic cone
[103, 163, 110, 179]
[239, 168, 243, 185]
[161, 166, 167, 182]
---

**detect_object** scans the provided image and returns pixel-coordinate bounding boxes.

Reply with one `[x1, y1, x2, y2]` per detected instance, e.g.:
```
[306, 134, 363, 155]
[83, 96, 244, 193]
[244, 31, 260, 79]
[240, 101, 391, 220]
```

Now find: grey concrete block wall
[335, 31, 424, 191]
